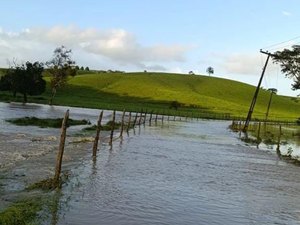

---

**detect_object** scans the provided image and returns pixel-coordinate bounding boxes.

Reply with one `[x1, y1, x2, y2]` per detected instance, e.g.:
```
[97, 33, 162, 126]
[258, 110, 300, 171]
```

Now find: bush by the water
[6, 116, 90, 128]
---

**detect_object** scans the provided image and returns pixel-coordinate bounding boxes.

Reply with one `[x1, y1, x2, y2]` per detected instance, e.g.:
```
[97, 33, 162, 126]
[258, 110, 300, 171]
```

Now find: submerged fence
[230, 120, 300, 163]
[52, 108, 204, 187]
[51, 109, 299, 188]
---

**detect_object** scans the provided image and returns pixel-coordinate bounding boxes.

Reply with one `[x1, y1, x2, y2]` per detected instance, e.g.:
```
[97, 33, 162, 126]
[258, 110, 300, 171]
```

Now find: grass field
[0, 72, 299, 121]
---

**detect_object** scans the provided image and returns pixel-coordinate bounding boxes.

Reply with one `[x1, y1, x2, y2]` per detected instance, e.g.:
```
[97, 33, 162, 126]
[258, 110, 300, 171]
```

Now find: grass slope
[1, 72, 299, 121]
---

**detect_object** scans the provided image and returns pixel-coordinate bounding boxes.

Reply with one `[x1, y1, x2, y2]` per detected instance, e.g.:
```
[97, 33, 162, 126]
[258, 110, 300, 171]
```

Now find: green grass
[6, 117, 90, 128]
[0, 198, 42, 225]
[1, 72, 300, 121]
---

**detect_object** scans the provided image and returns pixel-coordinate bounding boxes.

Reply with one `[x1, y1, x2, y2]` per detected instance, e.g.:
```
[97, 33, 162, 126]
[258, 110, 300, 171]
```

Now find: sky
[0, 0, 300, 96]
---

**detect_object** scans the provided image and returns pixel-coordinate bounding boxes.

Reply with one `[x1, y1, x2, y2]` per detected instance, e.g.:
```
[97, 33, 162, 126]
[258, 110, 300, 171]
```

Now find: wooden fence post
[149, 111, 153, 125]
[276, 125, 282, 152]
[127, 112, 132, 133]
[92, 110, 103, 157]
[53, 110, 69, 188]
[109, 110, 116, 146]
[120, 109, 126, 138]
[133, 112, 138, 128]
[143, 111, 147, 125]
[257, 122, 261, 140]
[138, 111, 143, 126]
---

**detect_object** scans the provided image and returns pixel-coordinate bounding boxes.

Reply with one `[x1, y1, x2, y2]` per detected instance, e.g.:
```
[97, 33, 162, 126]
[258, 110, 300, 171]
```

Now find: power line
[262, 35, 300, 51]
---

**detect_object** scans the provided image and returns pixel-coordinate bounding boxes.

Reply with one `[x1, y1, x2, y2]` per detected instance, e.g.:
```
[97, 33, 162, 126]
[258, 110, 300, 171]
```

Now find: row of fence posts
[52, 109, 197, 188]
[231, 120, 283, 152]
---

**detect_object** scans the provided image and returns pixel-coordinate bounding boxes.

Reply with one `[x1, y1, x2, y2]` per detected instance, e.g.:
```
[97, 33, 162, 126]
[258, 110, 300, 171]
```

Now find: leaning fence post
[133, 112, 138, 128]
[127, 112, 132, 133]
[92, 110, 103, 157]
[109, 110, 116, 146]
[53, 109, 69, 188]
[120, 109, 126, 138]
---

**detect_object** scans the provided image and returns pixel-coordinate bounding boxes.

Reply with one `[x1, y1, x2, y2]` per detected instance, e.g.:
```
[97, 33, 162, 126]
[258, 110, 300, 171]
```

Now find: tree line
[0, 46, 76, 104]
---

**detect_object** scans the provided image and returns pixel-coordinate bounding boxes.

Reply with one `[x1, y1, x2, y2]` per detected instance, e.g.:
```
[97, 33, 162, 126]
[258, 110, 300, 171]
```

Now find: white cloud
[0, 25, 191, 70]
[282, 11, 292, 16]
[220, 53, 278, 76]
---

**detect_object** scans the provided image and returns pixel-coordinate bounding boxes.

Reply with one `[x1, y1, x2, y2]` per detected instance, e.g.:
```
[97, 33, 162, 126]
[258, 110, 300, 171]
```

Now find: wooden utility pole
[243, 50, 273, 132]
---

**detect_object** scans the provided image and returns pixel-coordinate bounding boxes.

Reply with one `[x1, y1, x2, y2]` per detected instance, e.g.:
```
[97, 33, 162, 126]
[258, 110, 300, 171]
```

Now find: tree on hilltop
[206, 66, 214, 76]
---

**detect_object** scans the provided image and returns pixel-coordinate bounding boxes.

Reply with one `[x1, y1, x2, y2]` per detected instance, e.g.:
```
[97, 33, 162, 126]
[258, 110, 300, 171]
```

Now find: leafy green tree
[46, 46, 77, 105]
[272, 45, 300, 91]
[206, 66, 214, 76]
[85, 66, 90, 71]
[0, 62, 45, 103]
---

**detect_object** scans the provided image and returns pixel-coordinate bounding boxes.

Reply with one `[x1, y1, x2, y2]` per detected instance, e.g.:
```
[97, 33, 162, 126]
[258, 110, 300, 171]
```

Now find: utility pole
[265, 88, 277, 122]
[243, 50, 274, 132]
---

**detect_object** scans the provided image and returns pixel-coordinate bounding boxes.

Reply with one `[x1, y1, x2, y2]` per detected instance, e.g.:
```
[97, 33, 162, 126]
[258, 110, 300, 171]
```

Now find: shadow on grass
[0, 84, 232, 120]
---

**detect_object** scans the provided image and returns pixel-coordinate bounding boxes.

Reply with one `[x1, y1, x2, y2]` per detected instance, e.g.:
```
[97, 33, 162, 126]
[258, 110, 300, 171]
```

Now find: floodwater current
[1, 103, 300, 224]
[56, 119, 300, 224]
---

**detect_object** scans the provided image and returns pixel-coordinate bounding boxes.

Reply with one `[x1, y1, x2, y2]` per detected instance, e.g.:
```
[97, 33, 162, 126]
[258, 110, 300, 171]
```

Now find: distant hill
[1, 71, 299, 121]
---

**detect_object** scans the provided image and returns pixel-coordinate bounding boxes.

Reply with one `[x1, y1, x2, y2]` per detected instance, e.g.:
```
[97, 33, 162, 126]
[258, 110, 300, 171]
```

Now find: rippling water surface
[1, 102, 300, 224]
[55, 119, 300, 225]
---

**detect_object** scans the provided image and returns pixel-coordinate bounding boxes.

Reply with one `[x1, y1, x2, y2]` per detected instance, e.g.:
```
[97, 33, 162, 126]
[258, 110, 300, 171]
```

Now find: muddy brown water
[1, 103, 300, 224]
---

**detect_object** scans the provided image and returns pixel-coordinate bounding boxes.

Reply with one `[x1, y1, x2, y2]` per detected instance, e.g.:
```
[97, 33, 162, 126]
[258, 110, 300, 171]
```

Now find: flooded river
[1, 103, 300, 224]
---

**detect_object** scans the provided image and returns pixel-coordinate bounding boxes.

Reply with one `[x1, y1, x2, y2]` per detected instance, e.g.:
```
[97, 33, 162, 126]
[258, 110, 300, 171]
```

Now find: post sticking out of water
[276, 125, 282, 152]
[138, 111, 143, 126]
[120, 109, 126, 138]
[143, 111, 147, 125]
[149, 111, 153, 125]
[92, 110, 103, 157]
[257, 122, 261, 140]
[53, 109, 69, 188]
[127, 112, 132, 133]
[133, 112, 138, 128]
[109, 110, 116, 146]
[155, 113, 158, 124]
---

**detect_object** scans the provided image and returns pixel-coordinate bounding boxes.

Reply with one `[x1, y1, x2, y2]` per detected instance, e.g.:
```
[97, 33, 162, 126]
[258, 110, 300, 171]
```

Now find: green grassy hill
[1, 72, 299, 121]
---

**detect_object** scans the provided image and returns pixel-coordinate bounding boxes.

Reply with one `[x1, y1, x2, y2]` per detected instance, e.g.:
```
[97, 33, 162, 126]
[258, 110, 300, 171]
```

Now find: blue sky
[1, 0, 300, 96]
